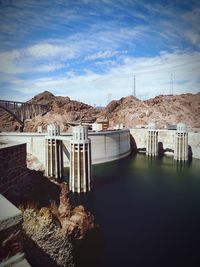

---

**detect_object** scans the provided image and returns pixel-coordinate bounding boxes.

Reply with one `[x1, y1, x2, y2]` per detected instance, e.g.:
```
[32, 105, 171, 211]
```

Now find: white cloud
[85, 50, 127, 60]
[27, 43, 77, 59]
[0, 24, 142, 75]
[0, 51, 26, 74]
[7, 51, 200, 106]
[0, 42, 77, 74]
[33, 63, 65, 72]
[1, 2, 200, 103]
[184, 31, 200, 48]
[27, 43, 62, 58]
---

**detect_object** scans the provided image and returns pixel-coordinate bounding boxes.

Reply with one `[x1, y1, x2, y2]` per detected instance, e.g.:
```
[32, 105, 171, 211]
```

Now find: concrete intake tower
[45, 123, 63, 179]
[174, 123, 188, 161]
[146, 122, 158, 157]
[69, 125, 92, 193]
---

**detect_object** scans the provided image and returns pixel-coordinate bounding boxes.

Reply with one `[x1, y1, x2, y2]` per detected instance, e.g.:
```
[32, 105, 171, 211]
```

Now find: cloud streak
[0, 0, 200, 103]
[3, 50, 200, 105]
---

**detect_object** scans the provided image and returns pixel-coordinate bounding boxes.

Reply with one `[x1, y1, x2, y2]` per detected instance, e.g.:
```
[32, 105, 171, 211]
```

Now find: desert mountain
[98, 93, 200, 129]
[25, 91, 99, 132]
[27, 90, 90, 112]
[0, 91, 99, 132]
[0, 91, 200, 132]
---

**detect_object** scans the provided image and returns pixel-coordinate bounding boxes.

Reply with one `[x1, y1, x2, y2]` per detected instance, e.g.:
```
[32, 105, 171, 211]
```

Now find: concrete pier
[146, 123, 158, 157]
[69, 125, 92, 193]
[174, 123, 188, 161]
[45, 124, 63, 179]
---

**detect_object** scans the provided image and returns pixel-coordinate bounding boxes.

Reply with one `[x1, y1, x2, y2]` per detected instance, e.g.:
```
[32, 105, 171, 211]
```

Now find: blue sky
[0, 0, 200, 105]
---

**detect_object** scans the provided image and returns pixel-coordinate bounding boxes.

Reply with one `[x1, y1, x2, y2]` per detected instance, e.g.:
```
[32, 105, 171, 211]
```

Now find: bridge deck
[0, 99, 51, 130]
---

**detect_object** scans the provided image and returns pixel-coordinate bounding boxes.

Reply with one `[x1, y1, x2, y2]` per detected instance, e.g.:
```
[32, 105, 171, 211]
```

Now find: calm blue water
[70, 154, 200, 267]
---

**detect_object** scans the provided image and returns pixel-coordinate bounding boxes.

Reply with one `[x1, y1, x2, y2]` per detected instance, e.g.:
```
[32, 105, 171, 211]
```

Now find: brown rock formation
[0, 91, 98, 132]
[1, 90, 199, 132]
[22, 182, 95, 266]
[22, 207, 74, 267]
[26, 153, 44, 171]
[24, 91, 98, 132]
[98, 93, 200, 130]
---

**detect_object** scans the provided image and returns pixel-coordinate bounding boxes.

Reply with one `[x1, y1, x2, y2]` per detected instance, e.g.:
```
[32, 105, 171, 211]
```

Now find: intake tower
[69, 125, 92, 193]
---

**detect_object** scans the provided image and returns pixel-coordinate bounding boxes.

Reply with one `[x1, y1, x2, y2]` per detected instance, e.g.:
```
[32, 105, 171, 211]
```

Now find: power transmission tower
[132, 74, 136, 97]
[170, 73, 173, 95]
[107, 93, 112, 104]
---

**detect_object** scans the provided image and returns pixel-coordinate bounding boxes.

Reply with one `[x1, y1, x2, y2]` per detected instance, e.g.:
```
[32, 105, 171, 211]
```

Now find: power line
[90, 58, 200, 83]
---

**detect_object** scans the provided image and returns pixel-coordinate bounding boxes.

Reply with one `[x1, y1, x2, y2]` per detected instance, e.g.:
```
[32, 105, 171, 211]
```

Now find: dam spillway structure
[146, 122, 158, 157]
[45, 123, 63, 179]
[69, 125, 92, 193]
[174, 123, 188, 161]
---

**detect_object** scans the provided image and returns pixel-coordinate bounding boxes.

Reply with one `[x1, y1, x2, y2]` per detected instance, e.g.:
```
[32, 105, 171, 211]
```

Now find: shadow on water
[70, 192, 105, 267]
[74, 228, 104, 267]
[158, 141, 164, 157]
[130, 134, 137, 154]
[188, 145, 193, 162]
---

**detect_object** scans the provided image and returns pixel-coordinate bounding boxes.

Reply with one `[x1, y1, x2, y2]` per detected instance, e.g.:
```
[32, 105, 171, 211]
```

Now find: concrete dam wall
[130, 129, 200, 159]
[0, 129, 131, 167]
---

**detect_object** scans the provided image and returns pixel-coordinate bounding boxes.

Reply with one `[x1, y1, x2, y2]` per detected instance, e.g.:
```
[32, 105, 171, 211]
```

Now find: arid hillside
[98, 93, 200, 129]
[24, 91, 99, 132]
[0, 91, 99, 132]
[0, 91, 200, 132]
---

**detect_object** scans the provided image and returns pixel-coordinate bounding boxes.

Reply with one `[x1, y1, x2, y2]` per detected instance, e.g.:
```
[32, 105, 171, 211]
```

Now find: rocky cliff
[0, 91, 200, 132]
[0, 91, 99, 132]
[99, 93, 200, 129]
[26, 91, 99, 132]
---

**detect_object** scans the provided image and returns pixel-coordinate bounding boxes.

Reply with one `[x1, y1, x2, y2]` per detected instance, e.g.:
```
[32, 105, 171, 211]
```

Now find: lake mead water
[70, 154, 200, 267]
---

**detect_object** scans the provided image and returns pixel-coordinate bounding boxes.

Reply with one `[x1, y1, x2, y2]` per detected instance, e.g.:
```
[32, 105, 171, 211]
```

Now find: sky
[0, 0, 200, 106]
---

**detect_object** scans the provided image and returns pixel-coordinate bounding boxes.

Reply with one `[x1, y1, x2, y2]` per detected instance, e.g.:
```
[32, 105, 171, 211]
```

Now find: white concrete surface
[0, 194, 22, 231]
[0, 253, 31, 267]
[130, 129, 200, 159]
[0, 129, 131, 167]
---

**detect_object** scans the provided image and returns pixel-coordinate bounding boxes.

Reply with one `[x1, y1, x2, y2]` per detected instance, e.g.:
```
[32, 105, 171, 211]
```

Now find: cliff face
[0, 91, 200, 132]
[25, 91, 99, 132]
[0, 91, 99, 132]
[98, 93, 200, 129]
